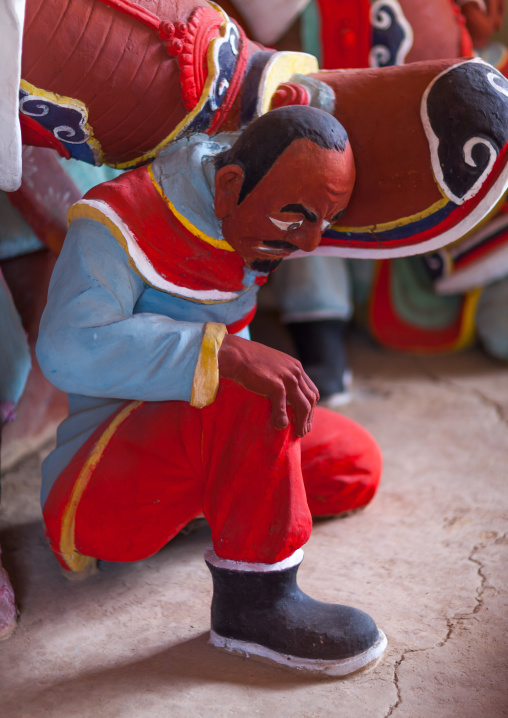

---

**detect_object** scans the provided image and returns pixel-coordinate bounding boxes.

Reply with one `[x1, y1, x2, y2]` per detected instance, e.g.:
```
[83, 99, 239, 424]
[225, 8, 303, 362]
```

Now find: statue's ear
[214, 164, 245, 219]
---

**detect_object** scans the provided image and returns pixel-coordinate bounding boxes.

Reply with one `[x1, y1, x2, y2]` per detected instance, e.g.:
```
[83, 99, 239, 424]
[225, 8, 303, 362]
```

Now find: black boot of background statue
[205, 548, 386, 676]
[287, 319, 352, 407]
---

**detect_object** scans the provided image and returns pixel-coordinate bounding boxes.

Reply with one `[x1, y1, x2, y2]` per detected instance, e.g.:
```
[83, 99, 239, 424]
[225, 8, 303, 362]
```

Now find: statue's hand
[462, 0, 504, 48]
[218, 334, 319, 437]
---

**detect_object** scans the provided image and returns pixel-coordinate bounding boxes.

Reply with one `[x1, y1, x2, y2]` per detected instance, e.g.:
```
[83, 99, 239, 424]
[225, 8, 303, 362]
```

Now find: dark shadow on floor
[0, 520, 214, 615]
[2, 630, 372, 715]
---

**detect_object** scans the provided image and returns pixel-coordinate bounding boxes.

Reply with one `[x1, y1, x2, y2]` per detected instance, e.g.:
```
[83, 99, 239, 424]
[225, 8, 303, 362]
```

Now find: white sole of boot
[210, 628, 387, 676]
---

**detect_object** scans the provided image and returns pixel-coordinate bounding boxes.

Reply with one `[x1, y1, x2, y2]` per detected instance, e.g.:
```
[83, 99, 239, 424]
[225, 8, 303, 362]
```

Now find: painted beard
[251, 257, 284, 273]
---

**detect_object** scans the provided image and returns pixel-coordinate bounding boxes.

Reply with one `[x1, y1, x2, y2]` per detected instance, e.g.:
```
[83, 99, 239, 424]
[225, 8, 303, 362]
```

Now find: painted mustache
[260, 240, 299, 252]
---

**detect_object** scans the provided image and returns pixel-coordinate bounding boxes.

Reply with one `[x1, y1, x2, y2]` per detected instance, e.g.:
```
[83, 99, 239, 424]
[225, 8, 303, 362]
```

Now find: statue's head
[214, 105, 355, 272]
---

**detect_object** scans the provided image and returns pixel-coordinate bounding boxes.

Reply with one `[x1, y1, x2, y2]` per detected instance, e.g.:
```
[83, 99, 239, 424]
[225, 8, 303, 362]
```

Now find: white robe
[0, 0, 25, 192]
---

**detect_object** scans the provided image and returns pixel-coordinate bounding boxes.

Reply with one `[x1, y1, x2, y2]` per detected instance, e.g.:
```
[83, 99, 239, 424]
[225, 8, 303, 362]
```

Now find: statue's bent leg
[200, 379, 313, 565]
[42, 379, 313, 570]
[42, 398, 208, 569]
[300, 406, 382, 517]
[42, 381, 386, 673]
[199, 382, 386, 674]
[43, 381, 381, 571]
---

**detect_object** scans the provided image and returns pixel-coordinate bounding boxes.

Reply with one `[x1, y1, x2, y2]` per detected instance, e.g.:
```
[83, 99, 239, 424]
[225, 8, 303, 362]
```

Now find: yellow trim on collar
[67, 202, 146, 281]
[147, 165, 234, 252]
[68, 201, 244, 304]
[190, 322, 228, 408]
[59, 400, 142, 572]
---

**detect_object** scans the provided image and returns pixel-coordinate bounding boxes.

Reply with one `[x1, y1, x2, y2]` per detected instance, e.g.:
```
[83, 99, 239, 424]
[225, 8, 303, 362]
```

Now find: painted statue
[458, 0, 506, 53]
[5, 0, 507, 402]
[37, 106, 386, 675]
[3, 0, 508, 667]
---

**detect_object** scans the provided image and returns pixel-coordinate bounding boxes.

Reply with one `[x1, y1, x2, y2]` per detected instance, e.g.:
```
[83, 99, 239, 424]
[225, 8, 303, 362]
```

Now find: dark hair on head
[215, 105, 349, 203]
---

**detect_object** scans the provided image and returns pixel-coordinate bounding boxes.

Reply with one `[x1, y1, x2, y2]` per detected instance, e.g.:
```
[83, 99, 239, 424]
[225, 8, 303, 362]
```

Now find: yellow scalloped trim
[19, 79, 104, 165]
[331, 195, 450, 235]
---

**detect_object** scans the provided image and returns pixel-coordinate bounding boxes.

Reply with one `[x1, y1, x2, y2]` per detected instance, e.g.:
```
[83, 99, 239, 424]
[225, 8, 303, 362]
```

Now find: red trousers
[43, 380, 382, 570]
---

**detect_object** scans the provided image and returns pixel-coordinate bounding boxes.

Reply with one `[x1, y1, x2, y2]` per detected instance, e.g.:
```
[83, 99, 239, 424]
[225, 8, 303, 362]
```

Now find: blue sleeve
[36, 218, 205, 402]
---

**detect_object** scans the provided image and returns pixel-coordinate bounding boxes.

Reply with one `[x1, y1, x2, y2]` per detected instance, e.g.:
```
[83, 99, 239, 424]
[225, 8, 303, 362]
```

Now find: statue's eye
[321, 220, 331, 231]
[269, 217, 304, 231]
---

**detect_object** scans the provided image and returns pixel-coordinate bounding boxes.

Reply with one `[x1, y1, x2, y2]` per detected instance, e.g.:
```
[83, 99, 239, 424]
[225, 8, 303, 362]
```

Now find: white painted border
[369, 0, 414, 68]
[210, 629, 387, 676]
[291, 157, 508, 259]
[436, 242, 508, 294]
[0, 0, 25, 191]
[204, 546, 304, 572]
[449, 212, 508, 259]
[421, 57, 501, 205]
[75, 199, 241, 302]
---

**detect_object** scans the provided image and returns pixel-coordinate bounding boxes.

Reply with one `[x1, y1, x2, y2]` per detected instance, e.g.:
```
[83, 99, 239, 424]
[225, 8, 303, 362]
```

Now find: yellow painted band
[67, 202, 145, 282]
[147, 165, 234, 252]
[190, 322, 228, 408]
[59, 400, 142, 571]
[449, 287, 482, 351]
[331, 196, 450, 235]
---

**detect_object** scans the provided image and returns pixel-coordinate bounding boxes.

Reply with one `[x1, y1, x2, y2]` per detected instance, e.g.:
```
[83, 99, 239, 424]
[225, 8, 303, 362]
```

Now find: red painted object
[21, 0, 256, 167]
[81, 165, 250, 294]
[368, 260, 473, 353]
[19, 114, 70, 159]
[313, 0, 472, 70]
[317, 0, 371, 69]
[43, 381, 381, 568]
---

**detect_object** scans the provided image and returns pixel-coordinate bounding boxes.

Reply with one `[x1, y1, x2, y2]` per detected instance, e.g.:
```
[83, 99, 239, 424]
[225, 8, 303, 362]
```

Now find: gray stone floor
[0, 330, 507, 717]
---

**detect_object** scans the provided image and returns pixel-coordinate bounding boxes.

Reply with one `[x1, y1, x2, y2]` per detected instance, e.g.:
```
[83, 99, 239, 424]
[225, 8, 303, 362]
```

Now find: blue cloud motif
[424, 60, 508, 203]
[369, 0, 413, 68]
[19, 88, 96, 164]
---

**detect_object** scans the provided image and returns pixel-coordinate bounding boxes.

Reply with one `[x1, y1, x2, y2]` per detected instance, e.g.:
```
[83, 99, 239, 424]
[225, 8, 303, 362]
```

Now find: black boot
[205, 548, 386, 676]
[287, 319, 352, 406]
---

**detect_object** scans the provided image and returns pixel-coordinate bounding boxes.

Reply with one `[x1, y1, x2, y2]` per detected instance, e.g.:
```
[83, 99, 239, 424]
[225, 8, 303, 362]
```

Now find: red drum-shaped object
[315, 0, 471, 70]
[21, 0, 255, 167]
[308, 58, 508, 258]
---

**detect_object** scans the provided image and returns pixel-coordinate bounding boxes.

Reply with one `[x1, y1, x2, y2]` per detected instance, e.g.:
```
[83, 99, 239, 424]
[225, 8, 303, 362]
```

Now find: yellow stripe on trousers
[59, 400, 143, 572]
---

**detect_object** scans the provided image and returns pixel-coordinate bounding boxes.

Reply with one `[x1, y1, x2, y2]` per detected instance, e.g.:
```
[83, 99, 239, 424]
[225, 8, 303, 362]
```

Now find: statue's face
[215, 138, 356, 272]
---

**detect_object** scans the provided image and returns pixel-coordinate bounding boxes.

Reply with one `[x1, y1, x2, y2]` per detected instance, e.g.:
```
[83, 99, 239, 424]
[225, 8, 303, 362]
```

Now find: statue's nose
[294, 224, 323, 253]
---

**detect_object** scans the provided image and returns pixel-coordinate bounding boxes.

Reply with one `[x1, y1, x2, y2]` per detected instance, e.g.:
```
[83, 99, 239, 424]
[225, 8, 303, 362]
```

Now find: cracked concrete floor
[0, 328, 507, 718]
